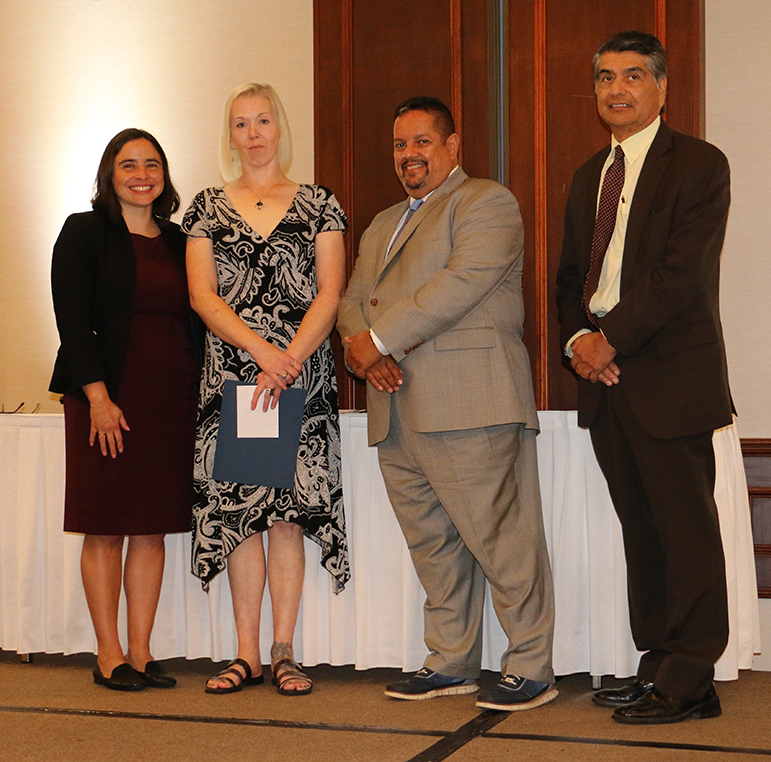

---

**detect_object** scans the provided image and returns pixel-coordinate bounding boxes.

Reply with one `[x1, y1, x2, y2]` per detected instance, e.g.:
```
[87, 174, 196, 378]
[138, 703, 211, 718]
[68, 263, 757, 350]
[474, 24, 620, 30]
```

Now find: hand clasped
[570, 332, 619, 386]
[343, 331, 383, 377]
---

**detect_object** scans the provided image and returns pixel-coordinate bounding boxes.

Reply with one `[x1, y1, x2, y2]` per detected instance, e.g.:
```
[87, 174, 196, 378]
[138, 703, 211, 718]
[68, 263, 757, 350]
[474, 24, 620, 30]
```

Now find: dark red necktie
[583, 145, 625, 324]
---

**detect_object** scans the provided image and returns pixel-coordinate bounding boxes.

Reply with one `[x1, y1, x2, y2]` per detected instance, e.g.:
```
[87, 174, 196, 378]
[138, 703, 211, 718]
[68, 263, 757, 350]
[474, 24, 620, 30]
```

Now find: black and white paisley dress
[182, 184, 349, 592]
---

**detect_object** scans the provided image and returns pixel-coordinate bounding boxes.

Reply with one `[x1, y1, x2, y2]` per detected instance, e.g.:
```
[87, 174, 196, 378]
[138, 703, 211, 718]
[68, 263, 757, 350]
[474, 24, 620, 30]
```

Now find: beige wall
[706, 0, 770, 439]
[705, 0, 770, 671]
[0, 0, 313, 413]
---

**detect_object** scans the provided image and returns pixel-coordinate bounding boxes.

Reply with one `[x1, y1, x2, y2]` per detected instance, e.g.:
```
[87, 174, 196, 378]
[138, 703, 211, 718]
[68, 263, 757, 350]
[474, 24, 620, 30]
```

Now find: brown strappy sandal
[270, 643, 312, 696]
[204, 657, 264, 694]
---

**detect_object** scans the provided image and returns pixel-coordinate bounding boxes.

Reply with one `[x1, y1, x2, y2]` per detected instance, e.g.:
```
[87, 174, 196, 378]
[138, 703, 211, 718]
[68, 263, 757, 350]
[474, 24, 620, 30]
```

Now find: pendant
[255, 198, 264, 210]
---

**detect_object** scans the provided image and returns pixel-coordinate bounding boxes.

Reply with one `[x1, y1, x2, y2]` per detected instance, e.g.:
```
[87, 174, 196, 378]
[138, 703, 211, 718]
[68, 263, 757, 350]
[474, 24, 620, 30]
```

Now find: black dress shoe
[592, 677, 653, 707]
[93, 663, 146, 692]
[612, 685, 721, 724]
[139, 661, 177, 688]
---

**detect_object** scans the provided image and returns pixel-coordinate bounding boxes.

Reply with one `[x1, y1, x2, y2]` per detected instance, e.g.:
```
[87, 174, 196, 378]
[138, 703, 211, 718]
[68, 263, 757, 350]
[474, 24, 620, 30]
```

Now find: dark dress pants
[589, 383, 728, 700]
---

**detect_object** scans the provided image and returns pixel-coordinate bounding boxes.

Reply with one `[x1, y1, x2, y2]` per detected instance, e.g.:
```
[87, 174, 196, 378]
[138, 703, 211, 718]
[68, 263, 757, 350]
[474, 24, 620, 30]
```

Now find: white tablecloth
[0, 412, 760, 678]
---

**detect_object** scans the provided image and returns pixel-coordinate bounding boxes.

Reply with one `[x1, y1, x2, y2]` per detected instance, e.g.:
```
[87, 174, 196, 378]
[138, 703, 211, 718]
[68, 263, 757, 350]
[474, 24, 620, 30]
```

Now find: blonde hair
[219, 83, 293, 183]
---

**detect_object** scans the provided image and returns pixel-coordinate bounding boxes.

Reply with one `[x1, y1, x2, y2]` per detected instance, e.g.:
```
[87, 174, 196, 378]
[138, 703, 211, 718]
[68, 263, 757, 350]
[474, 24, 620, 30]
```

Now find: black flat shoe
[93, 663, 146, 692]
[593, 677, 653, 707]
[612, 685, 721, 724]
[139, 661, 176, 688]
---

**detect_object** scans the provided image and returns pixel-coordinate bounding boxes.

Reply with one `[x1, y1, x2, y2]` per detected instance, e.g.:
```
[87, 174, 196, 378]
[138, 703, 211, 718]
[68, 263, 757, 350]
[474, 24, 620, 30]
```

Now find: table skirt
[0, 411, 760, 678]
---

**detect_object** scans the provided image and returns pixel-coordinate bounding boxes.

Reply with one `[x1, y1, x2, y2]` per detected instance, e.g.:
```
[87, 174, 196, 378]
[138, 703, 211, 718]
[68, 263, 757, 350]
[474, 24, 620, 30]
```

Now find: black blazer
[50, 210, 188, 401]
[556, 121, 734, 439]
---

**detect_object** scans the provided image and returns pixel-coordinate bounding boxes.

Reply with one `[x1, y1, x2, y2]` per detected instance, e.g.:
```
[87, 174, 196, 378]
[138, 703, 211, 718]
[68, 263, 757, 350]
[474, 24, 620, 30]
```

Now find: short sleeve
[315, 186, 348, 235]
[181, 190, 212, 239]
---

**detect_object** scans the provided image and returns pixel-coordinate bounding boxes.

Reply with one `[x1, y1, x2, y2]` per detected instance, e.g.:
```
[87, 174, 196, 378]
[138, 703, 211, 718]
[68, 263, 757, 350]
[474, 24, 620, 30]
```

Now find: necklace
[241, 177, 283, 211]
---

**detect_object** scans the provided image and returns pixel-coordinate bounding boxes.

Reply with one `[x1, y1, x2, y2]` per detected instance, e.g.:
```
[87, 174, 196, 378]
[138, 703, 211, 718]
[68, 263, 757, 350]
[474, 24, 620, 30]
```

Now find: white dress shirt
[567, 116, 660, 354]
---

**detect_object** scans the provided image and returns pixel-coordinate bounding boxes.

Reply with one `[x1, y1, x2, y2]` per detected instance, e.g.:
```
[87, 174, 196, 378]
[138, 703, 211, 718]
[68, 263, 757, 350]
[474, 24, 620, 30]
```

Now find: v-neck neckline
[220, 185, 303, 242]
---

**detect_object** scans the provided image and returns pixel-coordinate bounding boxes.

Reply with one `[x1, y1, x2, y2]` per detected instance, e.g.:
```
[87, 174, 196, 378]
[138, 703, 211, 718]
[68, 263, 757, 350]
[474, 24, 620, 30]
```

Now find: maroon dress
[63, 234, 199, 535]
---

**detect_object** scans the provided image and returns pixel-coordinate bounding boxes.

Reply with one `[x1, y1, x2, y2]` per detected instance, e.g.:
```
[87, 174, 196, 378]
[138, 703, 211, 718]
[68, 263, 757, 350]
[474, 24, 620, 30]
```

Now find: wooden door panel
[315, 0, 703, 411]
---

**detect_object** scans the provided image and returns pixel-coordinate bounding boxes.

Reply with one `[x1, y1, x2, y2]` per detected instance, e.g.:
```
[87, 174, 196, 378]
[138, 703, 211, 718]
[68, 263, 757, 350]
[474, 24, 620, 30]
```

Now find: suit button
[370, 298, 378, 306]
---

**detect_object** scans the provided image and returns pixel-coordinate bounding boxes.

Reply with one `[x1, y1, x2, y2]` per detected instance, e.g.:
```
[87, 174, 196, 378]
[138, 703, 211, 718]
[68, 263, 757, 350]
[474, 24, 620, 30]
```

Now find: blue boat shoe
[385, 668, 478, 700]
[475, 675, 558, 711]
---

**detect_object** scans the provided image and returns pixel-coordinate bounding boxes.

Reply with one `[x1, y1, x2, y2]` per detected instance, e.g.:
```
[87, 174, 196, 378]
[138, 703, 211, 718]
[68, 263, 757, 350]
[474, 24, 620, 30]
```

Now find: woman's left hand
[252, 372, 281, 411]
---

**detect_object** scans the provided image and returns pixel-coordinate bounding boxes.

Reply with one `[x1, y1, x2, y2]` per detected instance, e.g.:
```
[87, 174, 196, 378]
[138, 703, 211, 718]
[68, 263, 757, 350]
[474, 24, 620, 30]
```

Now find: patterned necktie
[583, 145, 625, 324]
[386, 197, 424, 258]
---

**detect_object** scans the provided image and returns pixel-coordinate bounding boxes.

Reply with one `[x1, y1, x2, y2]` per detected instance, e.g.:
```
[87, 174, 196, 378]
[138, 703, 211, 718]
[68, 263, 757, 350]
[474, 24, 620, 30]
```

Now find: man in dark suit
[556, 31, 732, 724]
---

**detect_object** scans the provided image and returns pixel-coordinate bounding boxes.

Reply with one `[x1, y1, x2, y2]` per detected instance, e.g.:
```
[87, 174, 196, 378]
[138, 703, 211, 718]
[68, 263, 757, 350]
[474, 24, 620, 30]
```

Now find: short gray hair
[592, 30, 668, 83]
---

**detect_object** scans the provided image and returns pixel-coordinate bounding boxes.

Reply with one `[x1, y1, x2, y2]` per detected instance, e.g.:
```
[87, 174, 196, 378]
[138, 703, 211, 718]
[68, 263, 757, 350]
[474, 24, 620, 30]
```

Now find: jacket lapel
[375, 167, 469, 283]
[620, 121, 673, 292]
[374, 201, 410, 281]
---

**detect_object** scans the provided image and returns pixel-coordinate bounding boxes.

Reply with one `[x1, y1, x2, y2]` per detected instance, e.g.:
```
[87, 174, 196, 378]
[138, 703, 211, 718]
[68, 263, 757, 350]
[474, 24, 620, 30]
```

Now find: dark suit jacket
[556, 121, 734, 439]
[50, 210, 188, 401]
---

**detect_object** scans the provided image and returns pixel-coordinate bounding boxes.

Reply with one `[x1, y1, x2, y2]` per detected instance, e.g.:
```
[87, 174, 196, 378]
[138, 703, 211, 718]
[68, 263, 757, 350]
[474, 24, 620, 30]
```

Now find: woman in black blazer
[50, 129, 199, 691]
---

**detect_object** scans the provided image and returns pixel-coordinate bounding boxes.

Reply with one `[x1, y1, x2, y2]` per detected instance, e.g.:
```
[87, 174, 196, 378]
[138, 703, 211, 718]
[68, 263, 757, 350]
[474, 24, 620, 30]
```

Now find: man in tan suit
[337, 97, 555, 711]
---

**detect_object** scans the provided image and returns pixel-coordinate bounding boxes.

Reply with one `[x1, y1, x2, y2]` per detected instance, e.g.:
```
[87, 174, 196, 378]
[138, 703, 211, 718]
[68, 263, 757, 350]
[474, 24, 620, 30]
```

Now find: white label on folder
[236, 385, 279, 438]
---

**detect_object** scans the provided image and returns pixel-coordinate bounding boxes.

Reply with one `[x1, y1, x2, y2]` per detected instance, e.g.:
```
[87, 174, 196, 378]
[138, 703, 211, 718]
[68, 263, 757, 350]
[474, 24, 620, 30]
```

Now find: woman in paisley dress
[184, 83, 349, 695]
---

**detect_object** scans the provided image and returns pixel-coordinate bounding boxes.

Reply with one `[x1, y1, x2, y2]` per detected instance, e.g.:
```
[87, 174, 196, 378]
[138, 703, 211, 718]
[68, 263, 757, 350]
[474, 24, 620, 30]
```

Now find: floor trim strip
[404, 710, 510, 761]
[3, 704, 769, 758]
[483, 731, 771, 757]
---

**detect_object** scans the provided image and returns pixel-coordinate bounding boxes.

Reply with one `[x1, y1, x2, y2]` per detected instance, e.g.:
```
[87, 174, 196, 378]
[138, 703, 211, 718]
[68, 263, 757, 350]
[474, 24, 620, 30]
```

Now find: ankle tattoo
[271, 642, 292, 662]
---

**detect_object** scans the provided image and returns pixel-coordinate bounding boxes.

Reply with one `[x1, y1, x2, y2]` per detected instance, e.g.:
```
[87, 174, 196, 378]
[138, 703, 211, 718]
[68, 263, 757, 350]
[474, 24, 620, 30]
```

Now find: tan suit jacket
[338, 167, 538, 445]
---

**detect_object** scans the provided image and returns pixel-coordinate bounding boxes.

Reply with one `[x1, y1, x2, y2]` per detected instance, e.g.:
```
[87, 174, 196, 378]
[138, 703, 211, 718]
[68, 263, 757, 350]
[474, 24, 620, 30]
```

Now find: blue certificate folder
[212, 381, 306, 488]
